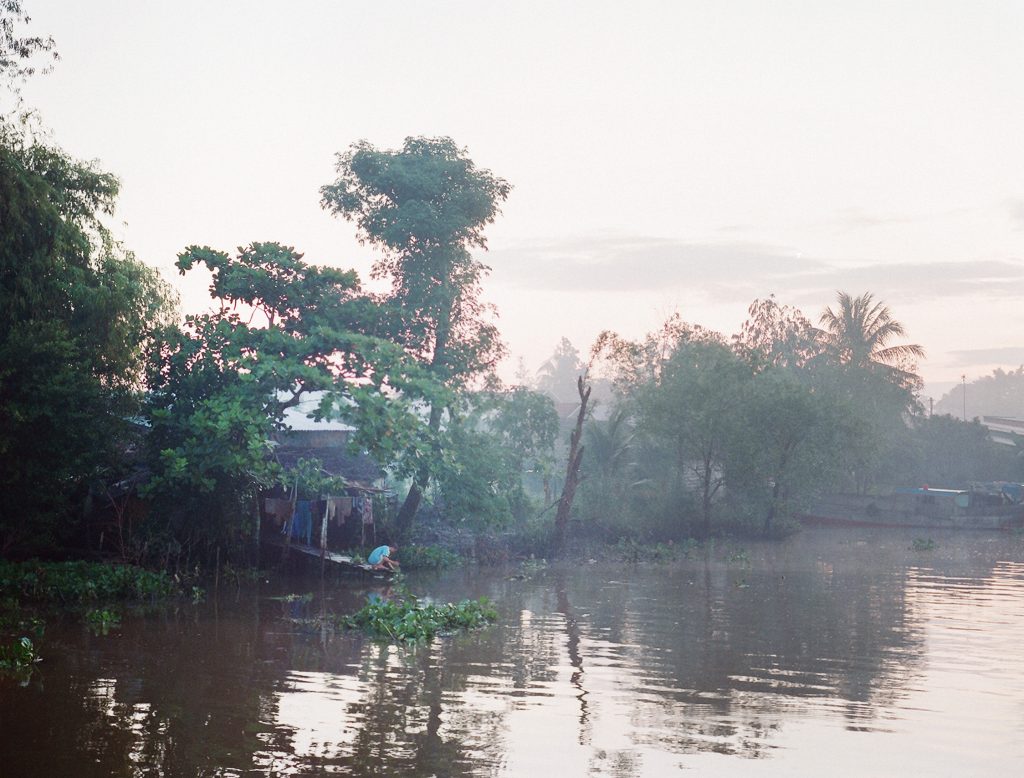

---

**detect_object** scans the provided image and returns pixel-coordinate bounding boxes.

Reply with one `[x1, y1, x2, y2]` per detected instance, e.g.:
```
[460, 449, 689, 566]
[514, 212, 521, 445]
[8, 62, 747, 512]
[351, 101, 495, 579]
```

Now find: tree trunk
[553, 376, 591, 557]
[395, 482, 424, 542]
[394, 400, 444, 543]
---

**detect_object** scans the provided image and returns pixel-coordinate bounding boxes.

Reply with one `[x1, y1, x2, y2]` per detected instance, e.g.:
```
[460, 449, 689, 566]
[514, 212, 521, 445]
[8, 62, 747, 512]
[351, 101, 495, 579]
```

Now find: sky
[16, 0, 1024, 401]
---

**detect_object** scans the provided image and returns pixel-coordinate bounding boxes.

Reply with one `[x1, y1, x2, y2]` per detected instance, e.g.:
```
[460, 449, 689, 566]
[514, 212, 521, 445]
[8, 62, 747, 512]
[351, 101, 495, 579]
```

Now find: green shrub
[911, 537, 937, 551]
[0, 636, 41, 674]
[0, 560, 179, 605]
[614, 538, 679, 564]
[84, 608, 121, 634]
[398, 545, 462, 570]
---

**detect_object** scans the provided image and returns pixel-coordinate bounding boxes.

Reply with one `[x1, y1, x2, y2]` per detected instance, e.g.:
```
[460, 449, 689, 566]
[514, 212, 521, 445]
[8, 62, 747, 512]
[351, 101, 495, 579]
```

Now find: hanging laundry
[324, 497, 349, 527]
[291, 500, 313, 544]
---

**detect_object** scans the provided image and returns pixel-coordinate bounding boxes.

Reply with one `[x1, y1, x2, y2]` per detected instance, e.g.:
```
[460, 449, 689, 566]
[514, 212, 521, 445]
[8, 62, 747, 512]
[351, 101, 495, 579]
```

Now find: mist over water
[2, 528, 1023, 775]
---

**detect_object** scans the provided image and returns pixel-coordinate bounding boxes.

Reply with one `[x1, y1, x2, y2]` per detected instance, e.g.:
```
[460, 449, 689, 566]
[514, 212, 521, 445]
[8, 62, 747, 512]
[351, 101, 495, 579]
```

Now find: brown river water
[2, 527, 1024, 776]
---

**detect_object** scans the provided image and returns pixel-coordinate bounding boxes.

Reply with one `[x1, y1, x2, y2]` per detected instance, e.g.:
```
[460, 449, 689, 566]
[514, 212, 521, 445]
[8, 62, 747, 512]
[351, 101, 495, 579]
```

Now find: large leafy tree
[728, 367, 852, 533]
[145, 243, 437, 558]
[636, 337, 750, 536]
[321, 136, 511, 539]
[0, 121, 176, 550]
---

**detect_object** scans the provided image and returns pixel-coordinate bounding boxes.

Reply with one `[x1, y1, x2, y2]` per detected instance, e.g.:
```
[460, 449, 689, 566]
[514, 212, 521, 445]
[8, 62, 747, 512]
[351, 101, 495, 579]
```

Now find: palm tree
[818, 291, 924, 380]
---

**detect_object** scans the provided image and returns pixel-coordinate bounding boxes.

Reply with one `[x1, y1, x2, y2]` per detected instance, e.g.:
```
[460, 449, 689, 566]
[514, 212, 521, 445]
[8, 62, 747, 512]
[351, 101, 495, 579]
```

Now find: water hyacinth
[340, 596, 497, 643]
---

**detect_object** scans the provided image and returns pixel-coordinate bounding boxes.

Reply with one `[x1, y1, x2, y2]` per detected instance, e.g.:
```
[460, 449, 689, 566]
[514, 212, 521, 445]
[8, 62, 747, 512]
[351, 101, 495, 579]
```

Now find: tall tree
[536, 337, 585, 402]
[818, 291, 924, 388]
[0, 121, 176, 550]
[734, 295, 823, 371]
[728, 367, 851, 533]
[636, 338, 749, 536]
[321, 136, 510, 539]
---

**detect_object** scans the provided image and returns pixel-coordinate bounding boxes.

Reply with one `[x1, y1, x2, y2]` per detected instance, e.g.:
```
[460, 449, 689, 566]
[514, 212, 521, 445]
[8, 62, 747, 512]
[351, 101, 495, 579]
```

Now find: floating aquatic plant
[340, 595, 497, 643]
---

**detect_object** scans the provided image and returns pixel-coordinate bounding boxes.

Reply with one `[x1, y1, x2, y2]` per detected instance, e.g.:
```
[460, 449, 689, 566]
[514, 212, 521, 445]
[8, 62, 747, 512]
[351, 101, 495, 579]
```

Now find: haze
[20, 0, 1024, 399]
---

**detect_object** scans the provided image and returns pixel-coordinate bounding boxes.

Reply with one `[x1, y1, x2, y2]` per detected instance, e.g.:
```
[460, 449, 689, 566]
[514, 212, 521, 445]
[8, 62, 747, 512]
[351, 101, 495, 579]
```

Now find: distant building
[980, 416, 1024, 447]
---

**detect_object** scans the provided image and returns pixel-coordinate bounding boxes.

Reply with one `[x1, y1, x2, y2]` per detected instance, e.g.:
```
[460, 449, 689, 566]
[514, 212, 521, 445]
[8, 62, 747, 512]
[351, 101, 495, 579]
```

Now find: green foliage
[518, 557, 548, 576]
[84, 608, 120, 633]
[637, 338, 748, 535]
[576, 290, 927, 541]
[490, 387, 559, 476]
[884, 414, 1015, 487]
[911, 537, 937, 552]
[322, 136, 511, 537]
[734, 295, 824, 370]
[728, 548, 751, 564]
[613, 538, 679, 564]
[0, 636, 40, 673]
[0, 1, 58, 91]
[0, 560, 178, 605]
[727, 366, 854, 532]
[428, 388, 558, 529]
[144, 242, 438, 557]
[0, 118, 177, 550]
[819, 291, 924, 393]
[398, 544, 461, 570]
[283, 457, 348, 500]
[576, 408, 642, 538]
[340, 594, 497, 643]
[0, 604, 43, 636]
[434, 417, 521, 528]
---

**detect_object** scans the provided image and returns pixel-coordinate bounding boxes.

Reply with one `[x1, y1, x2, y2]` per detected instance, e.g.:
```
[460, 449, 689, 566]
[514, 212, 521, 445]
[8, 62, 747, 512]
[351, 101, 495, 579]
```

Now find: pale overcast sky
[18, 1, 1024, 398]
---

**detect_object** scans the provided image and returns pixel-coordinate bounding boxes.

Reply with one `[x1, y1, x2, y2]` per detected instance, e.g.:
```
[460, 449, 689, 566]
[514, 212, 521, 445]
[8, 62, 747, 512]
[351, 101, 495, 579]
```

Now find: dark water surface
[3, 528, 1024, 776]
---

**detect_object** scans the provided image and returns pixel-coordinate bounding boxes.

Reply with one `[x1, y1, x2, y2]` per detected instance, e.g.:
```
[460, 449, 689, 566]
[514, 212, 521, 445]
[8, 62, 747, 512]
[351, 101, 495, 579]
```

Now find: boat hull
[798, 492, 1024, 531]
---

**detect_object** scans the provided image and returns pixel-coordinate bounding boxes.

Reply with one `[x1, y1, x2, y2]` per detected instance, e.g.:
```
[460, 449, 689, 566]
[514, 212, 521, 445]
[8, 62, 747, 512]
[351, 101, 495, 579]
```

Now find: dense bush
[398, 544, 462, 570]
[0, 560, 179, 605]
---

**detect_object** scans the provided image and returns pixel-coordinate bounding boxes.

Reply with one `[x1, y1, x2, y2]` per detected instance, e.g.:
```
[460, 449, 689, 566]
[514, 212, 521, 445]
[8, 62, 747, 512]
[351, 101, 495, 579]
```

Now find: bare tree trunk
[554, 376, 591, 557]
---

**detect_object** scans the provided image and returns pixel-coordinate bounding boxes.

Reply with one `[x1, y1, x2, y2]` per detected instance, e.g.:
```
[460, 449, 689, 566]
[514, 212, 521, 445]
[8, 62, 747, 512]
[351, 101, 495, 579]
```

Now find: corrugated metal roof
[279, 391, 356, 432]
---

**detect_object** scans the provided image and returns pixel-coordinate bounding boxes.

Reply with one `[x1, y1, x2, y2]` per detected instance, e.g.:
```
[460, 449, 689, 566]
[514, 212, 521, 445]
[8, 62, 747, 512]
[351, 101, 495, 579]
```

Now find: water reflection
[3, 529, 1024, 775]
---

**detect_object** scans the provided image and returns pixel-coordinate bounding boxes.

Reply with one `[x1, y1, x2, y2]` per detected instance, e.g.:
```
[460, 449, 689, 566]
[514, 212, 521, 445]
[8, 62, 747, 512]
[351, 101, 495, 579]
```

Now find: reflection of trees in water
[0, 594, 277, 776]
[514, 543, 932, 761]
[4, 536, 1018, 775]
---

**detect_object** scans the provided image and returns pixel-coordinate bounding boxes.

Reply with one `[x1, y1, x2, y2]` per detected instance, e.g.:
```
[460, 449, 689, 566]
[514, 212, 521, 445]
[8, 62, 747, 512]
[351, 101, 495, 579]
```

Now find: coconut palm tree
[818, 291, 924, 382]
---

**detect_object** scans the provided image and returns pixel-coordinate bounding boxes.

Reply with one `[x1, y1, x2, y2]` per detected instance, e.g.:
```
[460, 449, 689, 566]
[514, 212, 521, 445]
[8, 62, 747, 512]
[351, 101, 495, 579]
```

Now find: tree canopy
[144, 242, 439, 557]
[321, 136, 511, 538]
[0, 120, 176, 550]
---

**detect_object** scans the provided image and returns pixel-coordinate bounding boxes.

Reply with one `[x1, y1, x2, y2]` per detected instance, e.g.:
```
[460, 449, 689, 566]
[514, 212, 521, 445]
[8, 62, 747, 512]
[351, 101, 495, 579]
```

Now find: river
[2, 527, 1023, 776]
